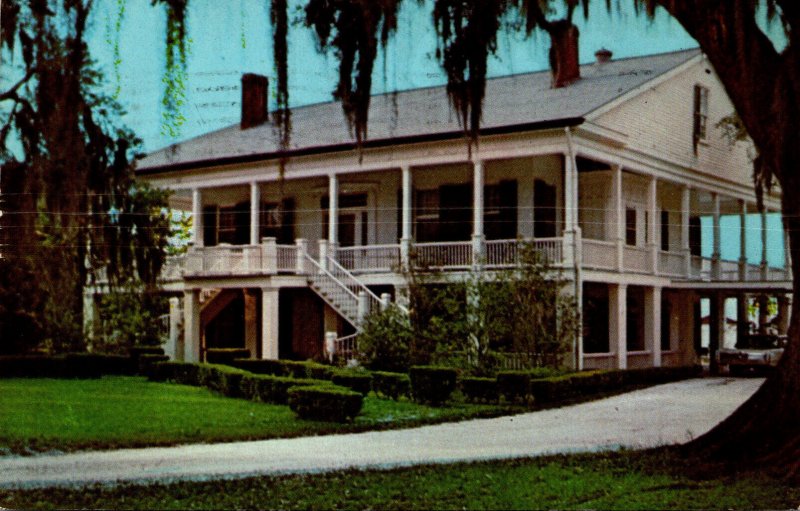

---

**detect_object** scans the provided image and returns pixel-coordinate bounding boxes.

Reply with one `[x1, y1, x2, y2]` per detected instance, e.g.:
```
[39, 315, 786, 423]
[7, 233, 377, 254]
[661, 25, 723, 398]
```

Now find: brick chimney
[548, 21, 580, 88]
[241, 73, 269, 129]
[595, 48, 612, 64]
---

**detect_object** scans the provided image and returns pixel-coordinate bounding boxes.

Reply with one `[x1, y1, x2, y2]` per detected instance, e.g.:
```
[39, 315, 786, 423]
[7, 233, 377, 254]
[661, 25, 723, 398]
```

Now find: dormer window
[693, 85, 709, 153]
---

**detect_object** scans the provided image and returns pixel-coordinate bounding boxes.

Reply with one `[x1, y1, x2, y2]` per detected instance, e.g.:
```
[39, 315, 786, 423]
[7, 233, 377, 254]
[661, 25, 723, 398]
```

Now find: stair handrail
[326, 255, 383, 304]
[303, 252, 359, 302]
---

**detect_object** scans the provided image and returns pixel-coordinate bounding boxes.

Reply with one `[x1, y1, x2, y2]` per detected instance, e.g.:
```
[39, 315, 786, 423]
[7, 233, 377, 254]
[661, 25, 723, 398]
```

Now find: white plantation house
[129, 47, 792, 372]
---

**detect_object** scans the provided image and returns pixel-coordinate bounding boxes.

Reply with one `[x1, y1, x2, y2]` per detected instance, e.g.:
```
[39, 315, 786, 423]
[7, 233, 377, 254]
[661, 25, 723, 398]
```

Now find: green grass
[0, 376, 507, 454]
[3, 449, 797, 510]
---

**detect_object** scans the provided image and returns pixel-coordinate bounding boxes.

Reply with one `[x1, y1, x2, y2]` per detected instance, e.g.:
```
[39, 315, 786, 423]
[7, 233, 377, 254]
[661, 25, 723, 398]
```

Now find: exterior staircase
[305, 253, 383, 327]
[199, 289, 238, 329]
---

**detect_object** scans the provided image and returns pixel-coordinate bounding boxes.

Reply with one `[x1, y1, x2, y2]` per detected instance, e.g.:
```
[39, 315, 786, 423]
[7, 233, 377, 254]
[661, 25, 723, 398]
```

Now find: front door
[338, 213, 357, 247]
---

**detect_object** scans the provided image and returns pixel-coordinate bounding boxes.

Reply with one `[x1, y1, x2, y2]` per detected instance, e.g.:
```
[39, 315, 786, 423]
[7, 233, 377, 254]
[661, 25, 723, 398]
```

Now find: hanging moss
[152, 0, 189, 138]
[305, 0, 402, 148]
[431, 0, 511, 145]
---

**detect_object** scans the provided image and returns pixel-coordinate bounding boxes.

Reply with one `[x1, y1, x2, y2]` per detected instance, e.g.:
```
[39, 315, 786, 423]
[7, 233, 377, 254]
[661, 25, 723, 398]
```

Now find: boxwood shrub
[129, 345, 165, 361]
[205, 348, 251, 365]
[331, 370, 373, 396]
[137, 354, 170, 375]
[281, 360, 334, 380]
[371, 371, 410, 400]
[460, 376, 498, 403]
[409, 366, 458, 405]
[147, 361, 201, 385]
[287, 384, 363, 422]
[230, 359, 284, 376]
[241, 374, 324, 404]
[497, 371, 532, 404]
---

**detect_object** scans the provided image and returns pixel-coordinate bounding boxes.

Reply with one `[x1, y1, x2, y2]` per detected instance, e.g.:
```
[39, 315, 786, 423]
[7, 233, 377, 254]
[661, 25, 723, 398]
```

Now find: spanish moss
[431, 0, 511, 145]
[152, 0, 189, 138]
[305, 0, 402, 149]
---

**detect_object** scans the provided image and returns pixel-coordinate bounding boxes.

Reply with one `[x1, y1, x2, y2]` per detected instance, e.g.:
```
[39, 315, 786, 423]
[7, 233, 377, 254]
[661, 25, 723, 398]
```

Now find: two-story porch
[155, 148, 790, 371]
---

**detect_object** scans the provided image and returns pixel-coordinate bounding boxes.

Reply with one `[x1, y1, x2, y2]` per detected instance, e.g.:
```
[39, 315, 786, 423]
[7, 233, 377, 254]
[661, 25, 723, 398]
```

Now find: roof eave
[136, 116, 586, 176]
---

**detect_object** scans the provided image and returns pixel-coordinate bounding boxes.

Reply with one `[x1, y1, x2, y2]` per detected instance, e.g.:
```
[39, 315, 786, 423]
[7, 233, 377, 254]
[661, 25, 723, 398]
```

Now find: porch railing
[414, 240, 472, 269]
[582, 239, 617, 270]
[484, 238, 563, 267]
[337, 244, 401, 273]
[658, 251, 685, 277]
[276, 244, 298, 272]
[623, 246, 651, 273]
[173, 238, 791, 285]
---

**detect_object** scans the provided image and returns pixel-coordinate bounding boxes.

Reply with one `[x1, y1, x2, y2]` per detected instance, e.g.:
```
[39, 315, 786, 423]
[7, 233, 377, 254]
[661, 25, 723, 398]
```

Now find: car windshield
[736, 335, 785, 350]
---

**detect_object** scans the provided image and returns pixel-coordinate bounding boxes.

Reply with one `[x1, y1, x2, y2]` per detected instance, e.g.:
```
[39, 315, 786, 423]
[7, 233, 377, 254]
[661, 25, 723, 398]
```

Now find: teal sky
[87, 0, 703, 152]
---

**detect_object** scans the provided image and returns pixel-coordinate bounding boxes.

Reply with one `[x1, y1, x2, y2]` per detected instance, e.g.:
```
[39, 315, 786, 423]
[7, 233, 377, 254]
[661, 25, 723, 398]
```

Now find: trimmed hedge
[0, 353, 137, 379]
[230, 359, 334, 381]
[137, 354, 170, 375]
[229, 359, 284, 376]
[281, 360, 334, 380]
[148, 361, 201, 385]
[371, 371, 410, 400]
[195, 364, 253, 398]
[409, 366, 458, 405]
[497, 371, 532, 404]
[526, 365, 704, 405]
[460, 376, 497, 403]
[129, 345, 165, 361]
[206, 348, 251, 365]
[145, 361, 329, 404]
[331, 370, 373, 396]
[241, 374, 323, 404]
[288, 384, 363, 422]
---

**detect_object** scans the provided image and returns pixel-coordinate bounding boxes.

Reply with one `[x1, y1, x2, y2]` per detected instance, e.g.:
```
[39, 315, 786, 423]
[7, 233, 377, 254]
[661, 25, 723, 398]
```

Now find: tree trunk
[648, 0, 800, 476]
[687, 200, 800, 476]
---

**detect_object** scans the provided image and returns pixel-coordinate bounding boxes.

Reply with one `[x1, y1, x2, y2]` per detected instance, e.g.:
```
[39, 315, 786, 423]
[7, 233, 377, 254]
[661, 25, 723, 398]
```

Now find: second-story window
[625, 208, 637, 246]
[693, 85, 709, 154]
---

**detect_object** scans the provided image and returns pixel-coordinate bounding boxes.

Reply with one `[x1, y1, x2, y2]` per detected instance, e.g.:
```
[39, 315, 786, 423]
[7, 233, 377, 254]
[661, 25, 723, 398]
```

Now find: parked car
[717, 334, 786, 375]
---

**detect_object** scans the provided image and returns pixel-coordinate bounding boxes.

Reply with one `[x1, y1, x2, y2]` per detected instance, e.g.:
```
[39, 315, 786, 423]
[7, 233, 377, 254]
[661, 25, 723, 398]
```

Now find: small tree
[357, 242, 579, 375]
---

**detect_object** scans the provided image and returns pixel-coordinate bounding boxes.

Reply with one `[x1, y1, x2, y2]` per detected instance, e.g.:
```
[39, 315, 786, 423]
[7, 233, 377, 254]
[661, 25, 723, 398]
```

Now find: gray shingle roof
[138, 48, 701, 173]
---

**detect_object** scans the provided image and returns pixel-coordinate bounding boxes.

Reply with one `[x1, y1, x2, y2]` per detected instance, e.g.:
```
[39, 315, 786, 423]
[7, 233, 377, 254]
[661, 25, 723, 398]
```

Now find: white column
[563, 153, 575, 232]
[645, 286, 662, 367]
[681, 186, 691, 277]
[191, 188, 203, 247]
[610, 283, 627, 370]
[83, 292, 97, 343]
[250, 182, 260, 246]
[647, 176, 658, 274]
[400, 165, 413, 266]
[328, 174, 339, 246]
[472, 160, 485, 263]
[166, 297, 181, 360]
[562, 152, 577, 264]
[712, 193, 721, 279]
[612, 165, 624, 271]
[183, 289, 201, 362]
[295, 238, 308, 273]
[739, 200, 748, 281]
[261, 287, 280, 360]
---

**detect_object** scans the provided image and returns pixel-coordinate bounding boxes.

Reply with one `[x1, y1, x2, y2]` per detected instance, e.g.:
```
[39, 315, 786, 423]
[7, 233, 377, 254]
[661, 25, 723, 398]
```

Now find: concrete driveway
[0, 377, 762, 489]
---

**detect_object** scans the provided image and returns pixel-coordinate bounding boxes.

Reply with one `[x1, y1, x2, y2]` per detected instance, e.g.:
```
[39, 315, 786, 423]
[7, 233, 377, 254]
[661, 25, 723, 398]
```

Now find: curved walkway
[0, 377, 762, 489]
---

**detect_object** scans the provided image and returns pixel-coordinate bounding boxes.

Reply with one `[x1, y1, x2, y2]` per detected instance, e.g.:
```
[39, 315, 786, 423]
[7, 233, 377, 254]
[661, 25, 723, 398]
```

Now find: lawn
[3, 449, 797, 510]
[0, 376, 508, 454]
